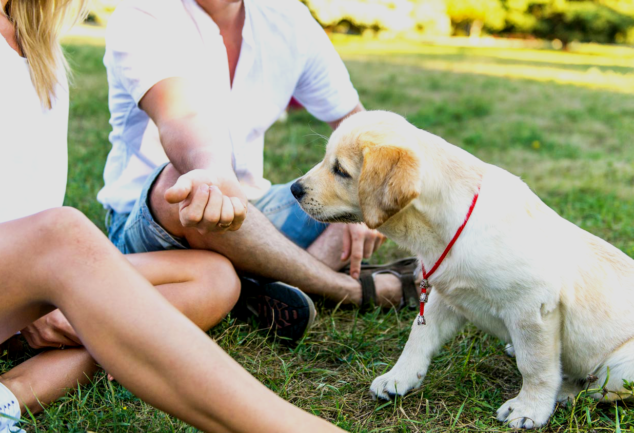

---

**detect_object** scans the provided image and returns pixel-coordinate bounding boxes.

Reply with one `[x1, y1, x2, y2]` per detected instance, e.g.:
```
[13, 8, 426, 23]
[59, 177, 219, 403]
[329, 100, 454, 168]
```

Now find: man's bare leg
[151, 165, 403, 306]
[0, 207, 341, 433]
[1, 249, 240, 415]
[307, 224, 403, 305]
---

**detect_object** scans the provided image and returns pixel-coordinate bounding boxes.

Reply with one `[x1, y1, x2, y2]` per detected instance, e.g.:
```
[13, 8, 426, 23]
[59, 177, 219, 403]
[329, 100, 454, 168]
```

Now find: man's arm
[140, 77, 247, 233]
[327, 102, 365, 130]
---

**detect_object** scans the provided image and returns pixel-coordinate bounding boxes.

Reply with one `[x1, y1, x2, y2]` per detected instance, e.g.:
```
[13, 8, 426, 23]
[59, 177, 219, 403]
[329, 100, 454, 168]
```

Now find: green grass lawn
[3, 33, 634, 432]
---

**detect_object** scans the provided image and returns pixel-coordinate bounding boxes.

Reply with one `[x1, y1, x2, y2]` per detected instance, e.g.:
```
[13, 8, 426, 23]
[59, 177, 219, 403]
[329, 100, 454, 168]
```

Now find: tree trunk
[469, 19, 483, 38]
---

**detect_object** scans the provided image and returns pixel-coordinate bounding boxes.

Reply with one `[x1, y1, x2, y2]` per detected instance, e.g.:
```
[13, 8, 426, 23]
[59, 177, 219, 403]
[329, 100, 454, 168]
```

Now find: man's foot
[0, 383, 24, 433]
[233, 277, 316, 342]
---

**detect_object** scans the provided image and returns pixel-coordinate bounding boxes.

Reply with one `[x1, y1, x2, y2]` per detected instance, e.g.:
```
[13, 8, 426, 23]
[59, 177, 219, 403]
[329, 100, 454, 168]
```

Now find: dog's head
[292, 111, 422, 229]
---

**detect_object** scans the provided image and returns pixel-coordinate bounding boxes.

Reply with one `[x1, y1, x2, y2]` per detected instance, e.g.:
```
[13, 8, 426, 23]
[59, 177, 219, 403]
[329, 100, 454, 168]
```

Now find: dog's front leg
[496, 306, 561, 429]
[370, 294, 466, 399]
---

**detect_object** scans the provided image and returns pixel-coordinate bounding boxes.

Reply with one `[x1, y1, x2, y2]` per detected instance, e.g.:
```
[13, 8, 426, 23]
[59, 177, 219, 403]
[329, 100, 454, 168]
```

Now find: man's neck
[195, 0, 243, 29]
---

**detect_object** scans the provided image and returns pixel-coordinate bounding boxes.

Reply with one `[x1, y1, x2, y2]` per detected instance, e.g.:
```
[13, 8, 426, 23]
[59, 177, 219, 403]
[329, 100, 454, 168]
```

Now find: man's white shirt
[98, 0, 359, 213]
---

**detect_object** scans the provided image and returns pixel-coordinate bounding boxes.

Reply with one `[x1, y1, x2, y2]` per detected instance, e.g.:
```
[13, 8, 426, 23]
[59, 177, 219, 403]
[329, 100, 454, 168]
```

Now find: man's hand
[21, 309, 81, 349]
[341, 224, 386, 279]
[165, 169, 248, 234]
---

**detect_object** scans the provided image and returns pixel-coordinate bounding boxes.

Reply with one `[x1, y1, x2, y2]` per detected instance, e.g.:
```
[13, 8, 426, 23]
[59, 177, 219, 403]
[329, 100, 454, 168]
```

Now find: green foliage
[500, 0, 634, 44]
[447, 0, 506, 35]
[301, 0, 634, 43]
[301, 0, 452, 35]
[537, 1, 634, 44]
[86, 0, 121, 25]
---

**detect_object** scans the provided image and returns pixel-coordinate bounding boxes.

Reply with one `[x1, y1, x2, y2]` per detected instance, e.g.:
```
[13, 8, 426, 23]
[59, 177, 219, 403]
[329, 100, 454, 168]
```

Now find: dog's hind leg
[496, 305, 562, 429]
[585, 337, 634, 402]
[369, 294, 466, 400]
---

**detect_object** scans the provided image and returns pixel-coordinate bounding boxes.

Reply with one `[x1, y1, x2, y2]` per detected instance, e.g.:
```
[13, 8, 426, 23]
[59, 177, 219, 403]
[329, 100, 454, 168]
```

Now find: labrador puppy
[291, 110, 634, 429]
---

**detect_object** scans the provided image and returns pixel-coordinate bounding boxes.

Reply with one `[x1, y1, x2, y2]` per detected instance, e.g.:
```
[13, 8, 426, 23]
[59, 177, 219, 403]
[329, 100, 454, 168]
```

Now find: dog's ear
[358, 146, 421, 229]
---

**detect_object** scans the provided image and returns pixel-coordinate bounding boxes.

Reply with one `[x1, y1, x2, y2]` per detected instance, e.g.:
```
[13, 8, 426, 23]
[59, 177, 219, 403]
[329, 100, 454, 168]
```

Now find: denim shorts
[106, 163, 328, 254]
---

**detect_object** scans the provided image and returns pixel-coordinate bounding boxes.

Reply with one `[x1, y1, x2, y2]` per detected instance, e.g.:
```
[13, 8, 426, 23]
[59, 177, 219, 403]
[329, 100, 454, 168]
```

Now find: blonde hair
[2, 0, 88, 108]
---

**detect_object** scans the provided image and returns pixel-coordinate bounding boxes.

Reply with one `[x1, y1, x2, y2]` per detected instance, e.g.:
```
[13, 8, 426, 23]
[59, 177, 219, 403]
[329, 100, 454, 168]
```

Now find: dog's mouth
[317, 212, 361, 224]
[298, 204, 361, 224]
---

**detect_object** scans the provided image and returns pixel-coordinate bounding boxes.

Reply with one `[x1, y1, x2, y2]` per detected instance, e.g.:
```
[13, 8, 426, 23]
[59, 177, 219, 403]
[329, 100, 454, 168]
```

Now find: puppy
[292, 110, 634, 429]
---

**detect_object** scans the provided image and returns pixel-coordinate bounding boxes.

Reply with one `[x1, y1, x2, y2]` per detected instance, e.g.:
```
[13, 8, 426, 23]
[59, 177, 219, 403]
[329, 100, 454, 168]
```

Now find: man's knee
[148, 164, 185, 238]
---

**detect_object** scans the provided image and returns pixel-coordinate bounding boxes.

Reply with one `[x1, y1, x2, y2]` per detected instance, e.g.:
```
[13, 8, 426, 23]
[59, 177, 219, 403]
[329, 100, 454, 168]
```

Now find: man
[98, 0, 418, 339]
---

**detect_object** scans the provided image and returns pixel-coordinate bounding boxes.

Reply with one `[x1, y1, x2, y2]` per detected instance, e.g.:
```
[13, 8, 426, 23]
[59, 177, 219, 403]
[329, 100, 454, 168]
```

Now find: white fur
[297, 111, 634, 429]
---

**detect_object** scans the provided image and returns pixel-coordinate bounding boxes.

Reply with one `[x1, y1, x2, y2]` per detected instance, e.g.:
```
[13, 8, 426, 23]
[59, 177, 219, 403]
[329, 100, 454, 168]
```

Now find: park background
[4, 0, 634, 431]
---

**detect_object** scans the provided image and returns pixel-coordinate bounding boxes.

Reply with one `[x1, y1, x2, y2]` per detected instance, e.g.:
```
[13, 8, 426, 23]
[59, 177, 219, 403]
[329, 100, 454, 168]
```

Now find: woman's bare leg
[1, 249, 241, 415]
[0, 208, 340, 433]
[0, 349, 98, 414]
[125, 249, 240, 330]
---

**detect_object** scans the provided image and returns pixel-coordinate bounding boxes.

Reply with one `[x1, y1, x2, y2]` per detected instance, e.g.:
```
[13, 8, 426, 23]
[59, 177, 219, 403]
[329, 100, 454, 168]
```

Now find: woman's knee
[27, 208, 119, 286]
[32, 207, 104, 252]
[188, 250, 240, 322]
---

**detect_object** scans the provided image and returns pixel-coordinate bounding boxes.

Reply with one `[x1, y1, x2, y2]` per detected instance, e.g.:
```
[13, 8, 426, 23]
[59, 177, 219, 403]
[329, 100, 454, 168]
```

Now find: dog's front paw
[369, 367, 424, 400]
[496, 397, 553, 429]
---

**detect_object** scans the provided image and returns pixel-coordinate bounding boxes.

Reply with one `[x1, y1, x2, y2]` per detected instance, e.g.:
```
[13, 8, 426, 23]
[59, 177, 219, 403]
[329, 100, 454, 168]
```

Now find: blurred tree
[445, 0, 506, 37]
[302, 0, 452, 35]
[411, 0, 453, 36]
[499, 0, 634, 46]
[86, 0, 121, 24]
[302, 0, 415, 33]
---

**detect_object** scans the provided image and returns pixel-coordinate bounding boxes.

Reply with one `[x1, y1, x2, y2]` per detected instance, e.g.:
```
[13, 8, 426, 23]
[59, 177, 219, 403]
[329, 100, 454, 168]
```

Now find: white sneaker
[0, 383, 24, 433]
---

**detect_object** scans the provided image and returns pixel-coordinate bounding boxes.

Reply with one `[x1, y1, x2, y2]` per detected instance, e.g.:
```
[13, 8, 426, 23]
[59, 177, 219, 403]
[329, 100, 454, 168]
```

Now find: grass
[3, 31, 634, 431]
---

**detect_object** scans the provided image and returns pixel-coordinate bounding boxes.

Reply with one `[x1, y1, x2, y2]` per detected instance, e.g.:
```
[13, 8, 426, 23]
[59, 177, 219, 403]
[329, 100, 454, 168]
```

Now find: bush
[536, 1, 634, 44]
[501, 0, 634, 45]
[302, 0, 452, 35]
[86, 0, 121, 25]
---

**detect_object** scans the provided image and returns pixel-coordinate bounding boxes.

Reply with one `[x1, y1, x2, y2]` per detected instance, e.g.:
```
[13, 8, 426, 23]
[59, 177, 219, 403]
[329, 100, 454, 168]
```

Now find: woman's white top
[0, 36, 69, 223]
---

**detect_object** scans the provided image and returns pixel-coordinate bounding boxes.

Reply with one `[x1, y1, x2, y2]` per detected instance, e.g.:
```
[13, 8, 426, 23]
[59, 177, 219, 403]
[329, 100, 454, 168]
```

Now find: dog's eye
[333, 160, 351, 179]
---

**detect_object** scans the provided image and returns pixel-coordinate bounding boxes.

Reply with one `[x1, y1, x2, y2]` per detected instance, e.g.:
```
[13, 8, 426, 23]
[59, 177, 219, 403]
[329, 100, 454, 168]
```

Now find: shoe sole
[238, 278, 316, 341]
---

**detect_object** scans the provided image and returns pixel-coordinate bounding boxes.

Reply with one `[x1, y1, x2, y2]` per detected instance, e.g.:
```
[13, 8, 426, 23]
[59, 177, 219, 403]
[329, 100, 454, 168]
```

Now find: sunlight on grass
[333, 36, 634, 94]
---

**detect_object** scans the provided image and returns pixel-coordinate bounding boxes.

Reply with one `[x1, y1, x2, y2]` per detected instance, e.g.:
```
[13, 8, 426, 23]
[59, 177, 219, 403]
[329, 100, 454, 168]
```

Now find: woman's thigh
[0, 214, 58, 343]
[125, 249, 234, 287]
[124, 250, 240, 330]
[0, 208, 94, 343]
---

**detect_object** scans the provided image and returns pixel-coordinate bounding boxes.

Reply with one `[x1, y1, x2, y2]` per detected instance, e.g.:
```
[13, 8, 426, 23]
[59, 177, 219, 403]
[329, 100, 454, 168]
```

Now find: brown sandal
[342, 257, 419, 310]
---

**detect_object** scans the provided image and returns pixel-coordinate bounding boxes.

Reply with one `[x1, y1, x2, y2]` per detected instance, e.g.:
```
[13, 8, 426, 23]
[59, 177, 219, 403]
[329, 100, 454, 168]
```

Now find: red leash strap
[417, 185, 481, 325]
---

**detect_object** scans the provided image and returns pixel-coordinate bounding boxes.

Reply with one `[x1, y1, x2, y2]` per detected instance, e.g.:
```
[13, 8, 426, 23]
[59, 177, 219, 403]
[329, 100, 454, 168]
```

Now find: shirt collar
[183, 0, 252, 47]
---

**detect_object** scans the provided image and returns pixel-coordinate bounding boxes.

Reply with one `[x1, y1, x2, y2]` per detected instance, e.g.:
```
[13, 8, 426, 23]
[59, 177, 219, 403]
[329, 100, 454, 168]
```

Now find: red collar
[417, 184, 481, 325]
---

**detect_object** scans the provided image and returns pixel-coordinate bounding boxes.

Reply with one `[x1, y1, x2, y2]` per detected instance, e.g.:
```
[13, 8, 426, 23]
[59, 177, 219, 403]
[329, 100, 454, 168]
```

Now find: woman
[0, 1, 341, 432]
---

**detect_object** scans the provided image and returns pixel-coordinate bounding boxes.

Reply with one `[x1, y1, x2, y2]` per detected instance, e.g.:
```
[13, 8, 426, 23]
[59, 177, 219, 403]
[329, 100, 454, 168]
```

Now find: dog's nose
[290, 181, 306, 201]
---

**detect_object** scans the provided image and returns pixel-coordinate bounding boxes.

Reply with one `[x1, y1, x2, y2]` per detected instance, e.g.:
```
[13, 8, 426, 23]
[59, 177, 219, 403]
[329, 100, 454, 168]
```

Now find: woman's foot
[0, 382, 23, 433]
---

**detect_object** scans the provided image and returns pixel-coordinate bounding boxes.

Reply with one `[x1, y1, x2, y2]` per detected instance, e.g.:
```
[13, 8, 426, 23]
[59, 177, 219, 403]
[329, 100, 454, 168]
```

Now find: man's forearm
[157, 113, 236, 180]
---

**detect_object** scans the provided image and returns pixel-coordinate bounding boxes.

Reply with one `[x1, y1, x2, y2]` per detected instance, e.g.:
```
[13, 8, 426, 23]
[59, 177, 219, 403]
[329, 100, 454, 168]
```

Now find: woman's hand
[21, 309, 81, 349]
